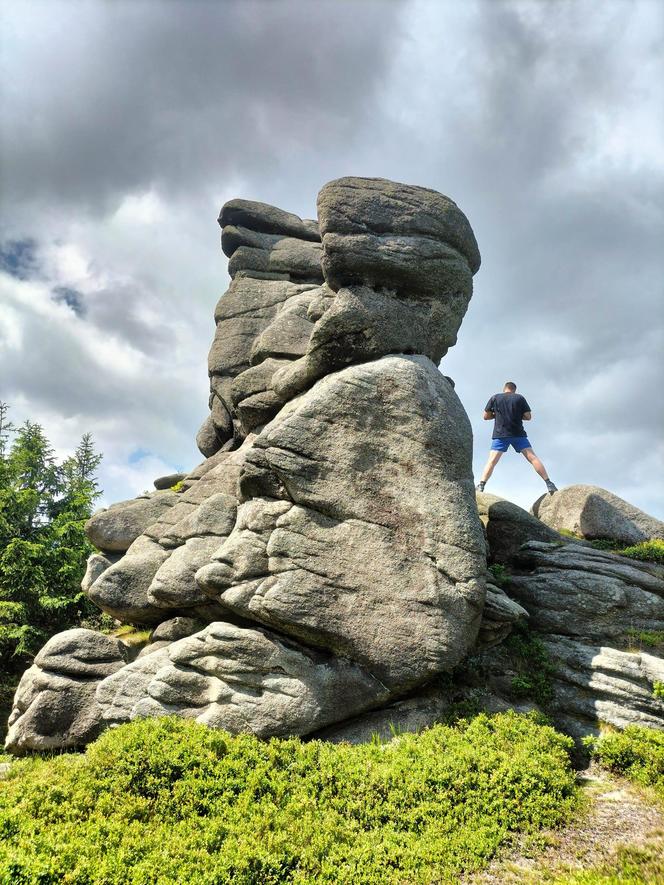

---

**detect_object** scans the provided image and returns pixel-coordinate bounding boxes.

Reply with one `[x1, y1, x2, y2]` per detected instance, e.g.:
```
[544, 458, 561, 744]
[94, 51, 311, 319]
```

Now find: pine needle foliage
[0, 404, 103, 738]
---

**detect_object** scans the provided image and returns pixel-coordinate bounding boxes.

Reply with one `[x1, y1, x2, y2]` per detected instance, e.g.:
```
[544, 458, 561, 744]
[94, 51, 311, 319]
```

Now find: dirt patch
[465, 763, 664, 883]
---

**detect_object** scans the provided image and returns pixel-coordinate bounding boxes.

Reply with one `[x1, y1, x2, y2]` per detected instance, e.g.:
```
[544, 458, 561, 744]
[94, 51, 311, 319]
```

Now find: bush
[504, 624, 555, 707]
[0, 712, 578, 884]
[584, 726, 664, 807]
[617, 538, 664, 564]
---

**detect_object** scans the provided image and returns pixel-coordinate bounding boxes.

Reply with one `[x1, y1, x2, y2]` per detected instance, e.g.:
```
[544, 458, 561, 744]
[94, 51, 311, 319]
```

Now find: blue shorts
[491, 437, 532, 453]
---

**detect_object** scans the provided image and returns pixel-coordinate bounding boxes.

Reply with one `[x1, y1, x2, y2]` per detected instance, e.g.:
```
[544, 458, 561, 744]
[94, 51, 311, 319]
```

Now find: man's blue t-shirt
[485, 393, 531, 439]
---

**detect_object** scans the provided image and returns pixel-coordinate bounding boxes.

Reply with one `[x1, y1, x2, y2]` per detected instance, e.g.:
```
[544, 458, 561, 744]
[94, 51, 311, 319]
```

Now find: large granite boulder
[198, 355, 486, 692]
[5, 630, 127, 754]
[85, 491, 179, 553]
[270, 178, 479, 402]
[477, 491, 568, 564]
[5, 176, 488, 752]
[532, 484, 664, 545]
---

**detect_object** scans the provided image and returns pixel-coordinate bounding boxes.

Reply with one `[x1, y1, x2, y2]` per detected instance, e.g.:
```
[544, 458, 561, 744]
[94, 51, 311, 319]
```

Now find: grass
[624, 628, 664, 654]
[584, 726, 664, 809]
[557, 534, 664, 565]
[0, 712, 579, 885]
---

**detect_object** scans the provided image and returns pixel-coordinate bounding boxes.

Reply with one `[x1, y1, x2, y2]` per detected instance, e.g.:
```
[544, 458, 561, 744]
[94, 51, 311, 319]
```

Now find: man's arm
[483, 410, 495, 420]
[523, 411, 532, 421]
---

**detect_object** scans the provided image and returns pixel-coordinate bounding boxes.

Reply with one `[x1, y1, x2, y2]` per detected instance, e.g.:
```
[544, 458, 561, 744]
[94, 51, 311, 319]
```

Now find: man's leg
[521, 447, 557, 492]
[479, 450, 503, 485]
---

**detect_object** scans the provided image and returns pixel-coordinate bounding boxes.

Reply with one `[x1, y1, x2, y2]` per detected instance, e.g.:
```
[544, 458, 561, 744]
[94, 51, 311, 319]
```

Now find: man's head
[503, 381, 517, 393]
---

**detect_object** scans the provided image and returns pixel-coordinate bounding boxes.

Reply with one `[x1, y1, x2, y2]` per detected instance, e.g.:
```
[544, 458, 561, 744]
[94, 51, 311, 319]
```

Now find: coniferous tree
[0, 405, 103, 683]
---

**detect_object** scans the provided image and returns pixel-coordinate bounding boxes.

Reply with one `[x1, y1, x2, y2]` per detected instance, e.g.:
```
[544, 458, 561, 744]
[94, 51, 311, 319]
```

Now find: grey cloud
[0, 0, 405, 214]
[1, 0, 662, 518]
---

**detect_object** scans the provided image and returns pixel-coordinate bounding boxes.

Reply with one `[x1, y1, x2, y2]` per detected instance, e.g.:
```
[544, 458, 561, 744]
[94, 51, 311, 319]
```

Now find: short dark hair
[504, 381, 517, 392]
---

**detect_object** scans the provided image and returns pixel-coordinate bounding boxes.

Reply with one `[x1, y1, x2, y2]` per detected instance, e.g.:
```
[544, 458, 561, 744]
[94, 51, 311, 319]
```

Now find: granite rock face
[476, 492, 568, 564]
[6, 177, 487, 752]
[477, 540, 664, 741]
[5, 630, 127, 754]
[532, 484, 664, 545]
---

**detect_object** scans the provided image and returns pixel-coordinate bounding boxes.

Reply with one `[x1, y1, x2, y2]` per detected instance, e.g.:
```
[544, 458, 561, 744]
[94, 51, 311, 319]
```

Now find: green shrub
[584, 726, 664, 807]
[617, 538, 664, 564]
[170, 480, 185, 493]
[0, 712, 578, 884]
[624, 628, 664, 652]
[488, 563, 510, 588]
[504, 624, 555, 707]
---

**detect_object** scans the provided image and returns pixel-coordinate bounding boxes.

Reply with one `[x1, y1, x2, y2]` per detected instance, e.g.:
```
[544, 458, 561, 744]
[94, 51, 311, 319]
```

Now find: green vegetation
[558, 531, 664, 564]
[0, 712, 578, 884]
[618, 538, 664, 564]
[653, 681, 664, 700]
[584, 726, 664, 807]
[504, 623, 555, 706]
[169, 480, 185, 492]
[0, 403, 103, 741]
[527, 839, 664, 884]
[624, 628, 664, 653]
[488, 562, 510, 588]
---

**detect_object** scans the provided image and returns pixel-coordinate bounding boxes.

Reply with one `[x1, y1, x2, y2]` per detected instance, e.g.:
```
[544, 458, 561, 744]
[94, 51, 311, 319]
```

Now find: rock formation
[6, 177, 487, 753]
[6, 178, 663, 754]
[532, 484, 664, 545]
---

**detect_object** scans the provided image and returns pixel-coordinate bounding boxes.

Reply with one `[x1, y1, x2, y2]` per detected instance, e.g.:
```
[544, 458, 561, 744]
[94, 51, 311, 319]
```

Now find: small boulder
[85, 492, 179, 553]
[477, 492, 568, 564]
[532, 484, 664, 545]
[153, 473, 187, 491]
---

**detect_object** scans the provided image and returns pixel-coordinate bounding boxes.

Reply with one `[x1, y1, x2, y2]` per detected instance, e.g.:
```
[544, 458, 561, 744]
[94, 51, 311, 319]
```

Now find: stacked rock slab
[475, 493, 664, 742]
[199, 199, 324, 454]
[5, 177, 487, 753]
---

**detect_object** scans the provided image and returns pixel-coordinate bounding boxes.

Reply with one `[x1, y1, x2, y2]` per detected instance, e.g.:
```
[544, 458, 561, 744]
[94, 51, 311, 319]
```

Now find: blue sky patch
[0, 238, 39, 280]
[52, 285, 86, 317]
[128, 447, 151, 464]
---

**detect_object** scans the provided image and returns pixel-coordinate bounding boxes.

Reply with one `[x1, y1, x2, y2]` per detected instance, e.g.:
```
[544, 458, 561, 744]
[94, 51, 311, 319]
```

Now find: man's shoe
[476, 481, 486, 492]
[545, 480, 558, 494]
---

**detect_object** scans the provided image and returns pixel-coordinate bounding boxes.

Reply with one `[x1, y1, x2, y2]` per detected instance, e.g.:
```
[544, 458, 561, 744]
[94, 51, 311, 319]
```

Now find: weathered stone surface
[476, 582, 528, 649]
[539, 636, 664, 737]
[81, 552, 120, 594]
[532, 484, 664, 545]
[477, 492, 569, 564]
[509, 541, 664, 641]
[86, 536, 171, 625]
[151, 616, 206, 643]
[219, 199, 320, 243]
[85, 492, 179, 553]
[158, 492, 237, 548]
[313, 683, 453, 744]
[228, 239, 323, 282]
[96, 621, 387, 737]
[6, 177, 495, 752]
[474, 539, 664, 739]
[321, 233, 472, 300]
[153, 473, 187, 491]
[148, 536, 225, 608]
[317, 176, 481, 274]
[198, 355, 486, 692]
[196, 414, 223, 457]
[34, 629, 126, 679]
[5, 630, 126, 754]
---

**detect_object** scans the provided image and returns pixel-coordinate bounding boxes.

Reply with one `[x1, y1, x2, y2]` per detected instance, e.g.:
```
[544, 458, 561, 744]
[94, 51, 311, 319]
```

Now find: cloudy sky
[1, 0, 662, 518]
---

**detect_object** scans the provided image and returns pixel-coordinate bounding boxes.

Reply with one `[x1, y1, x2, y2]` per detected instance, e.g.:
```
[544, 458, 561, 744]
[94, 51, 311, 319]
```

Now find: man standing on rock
[476, 381, 557, 494]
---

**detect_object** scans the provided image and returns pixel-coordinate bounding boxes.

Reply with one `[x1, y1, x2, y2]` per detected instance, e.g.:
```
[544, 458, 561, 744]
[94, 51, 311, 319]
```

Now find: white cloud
[1, 0, 662, 522]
